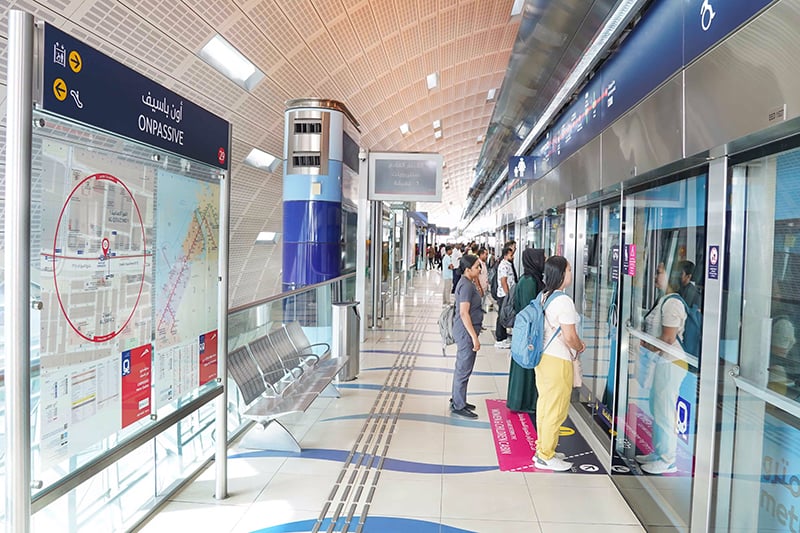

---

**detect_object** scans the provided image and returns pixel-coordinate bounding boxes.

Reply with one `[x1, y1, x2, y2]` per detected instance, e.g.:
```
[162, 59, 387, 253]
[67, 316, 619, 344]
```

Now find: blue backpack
[664, 294, 702, 357]
[510, 291, 564, 369]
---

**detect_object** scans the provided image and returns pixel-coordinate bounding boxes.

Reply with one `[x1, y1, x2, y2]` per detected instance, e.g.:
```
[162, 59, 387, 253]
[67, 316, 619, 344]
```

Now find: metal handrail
[732, 374, 800, 421]
[625, 325, 700, 369]
[228, 273, 356, 314]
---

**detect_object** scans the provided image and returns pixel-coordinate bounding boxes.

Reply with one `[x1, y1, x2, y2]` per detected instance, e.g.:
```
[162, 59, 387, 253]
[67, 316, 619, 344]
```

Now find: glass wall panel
[576, 203, 621, 440]
[613, 173, 707, 531]
[713, 146, 800, 532]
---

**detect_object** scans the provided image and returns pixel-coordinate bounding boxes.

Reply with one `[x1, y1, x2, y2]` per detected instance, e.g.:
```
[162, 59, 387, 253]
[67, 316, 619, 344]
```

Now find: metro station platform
[139, 271, 644, 533]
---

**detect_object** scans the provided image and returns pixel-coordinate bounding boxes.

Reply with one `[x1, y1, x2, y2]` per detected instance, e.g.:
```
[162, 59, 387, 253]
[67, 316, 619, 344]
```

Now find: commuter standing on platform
[450, 254, 484, 419]
[441, 246, 454, 305]
[534, 256, 585, 471]
[505, 239, 519, 285]
[494, 245, 516, 348]
[506, 248, 546, 413]
[477, 247, 490, 312]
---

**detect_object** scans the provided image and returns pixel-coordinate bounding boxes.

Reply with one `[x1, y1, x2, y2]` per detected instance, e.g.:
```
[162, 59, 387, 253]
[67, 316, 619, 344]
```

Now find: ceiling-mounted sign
[368, 152, 443, 202]
[41, 24, 230, 169]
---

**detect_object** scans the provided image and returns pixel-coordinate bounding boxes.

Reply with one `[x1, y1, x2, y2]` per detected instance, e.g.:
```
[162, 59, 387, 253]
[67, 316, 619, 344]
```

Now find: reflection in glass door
[714, 146, 800, 532]
[544, 207, 565, 257]
[613, 173, 707, 531]
[576, 203, 621, 442]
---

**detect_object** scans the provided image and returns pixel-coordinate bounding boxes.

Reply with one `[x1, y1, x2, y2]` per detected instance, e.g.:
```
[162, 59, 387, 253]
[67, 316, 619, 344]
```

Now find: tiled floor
[140, 271, 644, 532]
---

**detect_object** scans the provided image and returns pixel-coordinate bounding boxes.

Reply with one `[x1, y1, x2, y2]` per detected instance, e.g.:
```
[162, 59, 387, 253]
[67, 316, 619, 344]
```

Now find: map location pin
[102, 238, 110, 258]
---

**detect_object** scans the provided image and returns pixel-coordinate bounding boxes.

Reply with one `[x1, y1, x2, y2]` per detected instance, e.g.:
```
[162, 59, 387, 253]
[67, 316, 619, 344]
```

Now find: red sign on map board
[199, 330, 218, 386]
[121, 343, 152, 428]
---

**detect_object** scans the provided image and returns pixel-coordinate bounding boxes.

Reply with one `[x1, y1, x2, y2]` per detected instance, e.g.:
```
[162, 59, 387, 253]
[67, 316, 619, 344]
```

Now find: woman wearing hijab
[506, 248, 546, 413]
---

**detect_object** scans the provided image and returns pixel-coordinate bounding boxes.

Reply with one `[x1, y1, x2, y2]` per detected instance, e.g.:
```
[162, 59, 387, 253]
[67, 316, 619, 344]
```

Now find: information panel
[38, 137, 156, 466]
[34, 24, 226, 469]
[153, 170, 220, 408]
[368, 152, 443, 202]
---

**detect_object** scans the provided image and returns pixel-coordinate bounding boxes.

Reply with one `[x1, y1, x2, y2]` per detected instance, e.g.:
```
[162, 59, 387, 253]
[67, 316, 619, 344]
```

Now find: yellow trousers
[534, 354, 573, 460]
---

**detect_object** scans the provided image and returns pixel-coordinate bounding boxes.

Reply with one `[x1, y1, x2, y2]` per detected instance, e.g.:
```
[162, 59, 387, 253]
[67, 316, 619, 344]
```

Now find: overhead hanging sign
[368, 152, 443, 202]
[41, 23, 230, 169]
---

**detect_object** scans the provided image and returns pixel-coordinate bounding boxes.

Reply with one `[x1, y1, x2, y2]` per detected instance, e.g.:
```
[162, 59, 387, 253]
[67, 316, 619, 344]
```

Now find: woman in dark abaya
[506, 248, 546, 413]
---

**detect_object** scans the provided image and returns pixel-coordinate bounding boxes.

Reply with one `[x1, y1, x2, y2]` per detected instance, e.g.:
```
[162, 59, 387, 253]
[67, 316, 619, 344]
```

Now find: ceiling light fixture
[399, 123, 410, 135]
[255, 231, 280, 244]
[426, 72, 438, 90]
[510, 0, 524, 17]
[476, 135, 484, 143]
[432, 119, 441, 130]
[199, 34, 265, 91]
[244, 148, 280, 171]
[486, 88, 497, 101]
[434, 130, 442, 139]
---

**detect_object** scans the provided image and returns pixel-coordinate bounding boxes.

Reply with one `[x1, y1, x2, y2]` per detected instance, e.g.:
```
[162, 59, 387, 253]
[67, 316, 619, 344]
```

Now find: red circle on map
[217, 147, 226, 165]
[52, 173, 147, 343]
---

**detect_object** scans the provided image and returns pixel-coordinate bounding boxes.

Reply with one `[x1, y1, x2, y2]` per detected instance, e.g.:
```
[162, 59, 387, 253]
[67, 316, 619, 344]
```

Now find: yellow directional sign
[559, 425, 576, 437]
[69, 50, 82, 73]
[53, 78, 68, 101]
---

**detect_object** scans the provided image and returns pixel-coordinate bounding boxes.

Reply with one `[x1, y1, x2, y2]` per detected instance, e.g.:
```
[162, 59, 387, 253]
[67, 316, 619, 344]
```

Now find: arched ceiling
[0, 0, 619, 306]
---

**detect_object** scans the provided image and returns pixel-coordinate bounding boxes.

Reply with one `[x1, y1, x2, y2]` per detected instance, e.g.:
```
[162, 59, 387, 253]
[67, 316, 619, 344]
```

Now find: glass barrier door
[613, 173, 707, 531]
[544, 207, 565, 257]
[575, 202, 621, 443]
[713, 145, 800, 532]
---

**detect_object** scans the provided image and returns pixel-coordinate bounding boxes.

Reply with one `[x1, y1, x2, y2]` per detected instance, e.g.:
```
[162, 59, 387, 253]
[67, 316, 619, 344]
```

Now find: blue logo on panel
[121, 350, 132, 377]
[676, 395, 691, 442]
[508, 156, 537, 181]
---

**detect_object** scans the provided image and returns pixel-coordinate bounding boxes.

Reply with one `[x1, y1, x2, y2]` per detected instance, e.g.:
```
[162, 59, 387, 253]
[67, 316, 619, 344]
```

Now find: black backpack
[489, 261, 499, 300]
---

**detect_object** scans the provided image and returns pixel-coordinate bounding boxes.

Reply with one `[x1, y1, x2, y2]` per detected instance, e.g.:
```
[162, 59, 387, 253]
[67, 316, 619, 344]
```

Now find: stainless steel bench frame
[229, 324, 347, 452]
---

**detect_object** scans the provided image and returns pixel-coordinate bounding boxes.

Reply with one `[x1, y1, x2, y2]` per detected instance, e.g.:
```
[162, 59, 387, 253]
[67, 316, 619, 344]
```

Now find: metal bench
[228, 323, 348, 452]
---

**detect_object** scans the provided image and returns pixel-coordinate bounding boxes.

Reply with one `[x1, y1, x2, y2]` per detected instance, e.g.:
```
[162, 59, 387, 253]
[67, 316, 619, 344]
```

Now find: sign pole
[5, 10, 34, 533]
[215, 159, 231, 499]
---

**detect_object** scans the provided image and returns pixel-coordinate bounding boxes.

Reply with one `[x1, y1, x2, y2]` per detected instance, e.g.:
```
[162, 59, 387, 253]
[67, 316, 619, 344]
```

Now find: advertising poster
[121, 344, 152, 428]
[199, 330, 219, 386]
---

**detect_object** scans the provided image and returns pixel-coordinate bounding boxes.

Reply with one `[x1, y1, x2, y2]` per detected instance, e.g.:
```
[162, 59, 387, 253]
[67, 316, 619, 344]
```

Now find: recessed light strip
[199, 34, 265, 91]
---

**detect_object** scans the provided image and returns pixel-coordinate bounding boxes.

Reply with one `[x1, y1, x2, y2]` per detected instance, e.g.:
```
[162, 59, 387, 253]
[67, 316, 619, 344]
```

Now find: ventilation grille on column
[294, 121, 322, 134]
[292, 154, 321, 167]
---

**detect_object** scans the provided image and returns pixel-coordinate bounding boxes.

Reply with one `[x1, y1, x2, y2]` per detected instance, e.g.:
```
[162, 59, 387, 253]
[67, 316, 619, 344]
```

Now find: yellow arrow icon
[69, 50, 82, 73]
[53, 78, 68, 101]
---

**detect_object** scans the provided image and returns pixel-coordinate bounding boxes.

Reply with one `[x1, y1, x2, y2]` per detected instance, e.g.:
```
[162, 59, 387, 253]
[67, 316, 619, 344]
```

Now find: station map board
[35, 23, 227, 468]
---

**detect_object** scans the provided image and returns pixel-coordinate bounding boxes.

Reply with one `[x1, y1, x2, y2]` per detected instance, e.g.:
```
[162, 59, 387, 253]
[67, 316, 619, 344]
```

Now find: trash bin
[332, 301, 360, 381]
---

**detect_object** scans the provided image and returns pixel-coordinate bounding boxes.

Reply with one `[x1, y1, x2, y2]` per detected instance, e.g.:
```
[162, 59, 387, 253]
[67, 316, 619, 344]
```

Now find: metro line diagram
[154, 172, 220, 349]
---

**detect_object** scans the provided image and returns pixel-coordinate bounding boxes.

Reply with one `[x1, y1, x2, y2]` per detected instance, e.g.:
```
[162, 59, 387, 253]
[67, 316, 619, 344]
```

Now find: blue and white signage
[676, 395, 691, 443]
[41, 24, 230, 169]
[708, 245, 720, 280]
[508, 156, 537, 181]
[685, 0, 774, 65]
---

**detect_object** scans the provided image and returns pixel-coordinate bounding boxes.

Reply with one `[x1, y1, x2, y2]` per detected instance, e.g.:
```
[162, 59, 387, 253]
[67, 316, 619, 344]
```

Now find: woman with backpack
[636, 262, 689, 475]
[534, 256, 586, 471]
[506, 248, 545, 413]
[449, 254, 485, 419]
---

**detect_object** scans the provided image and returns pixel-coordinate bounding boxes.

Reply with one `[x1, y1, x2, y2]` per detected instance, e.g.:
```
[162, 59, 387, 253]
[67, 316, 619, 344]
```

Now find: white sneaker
[554, 452, 566, 460]
[533, 453, 573, 471]
[641, 459, 677, 475]
[635, 453, 659, 464]
[494, 339, 511, 349]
